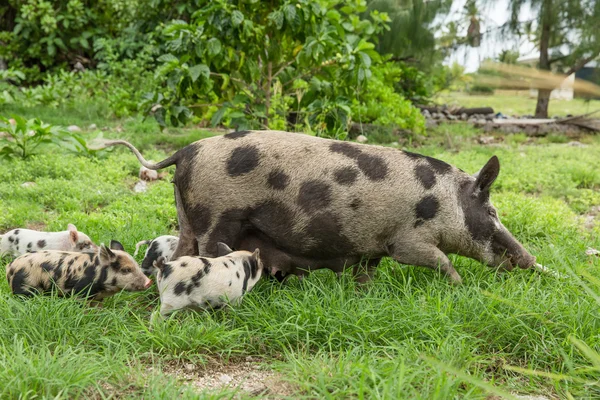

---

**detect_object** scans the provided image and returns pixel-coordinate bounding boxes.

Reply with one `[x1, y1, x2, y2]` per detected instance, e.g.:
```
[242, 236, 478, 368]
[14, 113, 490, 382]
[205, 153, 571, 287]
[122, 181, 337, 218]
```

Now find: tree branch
[564, 51, 600, 76]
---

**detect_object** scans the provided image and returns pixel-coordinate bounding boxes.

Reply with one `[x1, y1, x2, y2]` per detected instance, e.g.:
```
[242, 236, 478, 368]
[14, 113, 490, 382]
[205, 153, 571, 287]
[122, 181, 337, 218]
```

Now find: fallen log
[455, 107, 495, 116]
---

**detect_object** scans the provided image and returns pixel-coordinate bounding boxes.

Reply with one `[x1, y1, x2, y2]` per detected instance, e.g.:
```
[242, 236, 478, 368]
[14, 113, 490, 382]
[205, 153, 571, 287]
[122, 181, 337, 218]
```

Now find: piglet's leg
[160, 303, 176, 317]
[391, 244, 462, 284]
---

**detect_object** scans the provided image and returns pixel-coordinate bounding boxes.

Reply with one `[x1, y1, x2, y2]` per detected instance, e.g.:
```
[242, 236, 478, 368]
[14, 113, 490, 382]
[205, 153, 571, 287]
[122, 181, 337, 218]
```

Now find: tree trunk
[535, 0, 552, 118]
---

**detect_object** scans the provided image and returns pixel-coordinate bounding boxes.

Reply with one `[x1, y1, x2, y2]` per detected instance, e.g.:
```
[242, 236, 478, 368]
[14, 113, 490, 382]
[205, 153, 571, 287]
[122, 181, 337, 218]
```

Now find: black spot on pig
[249, 201, 296, 246]
[14, 238, 19, 246]
[267, 169, 290, 190]
[242, 260, 252, 293]
[14, 230, 20, 235]
[297, 180, 332, 212]
[224, 130, 252, 140]
[27, 242, 32, 250]
[41, 262, 53, 272]
[8, 236, 14, 243]
[200, 258, 211, 274]
[356, 153, 388, 181]
[227, 145, 260, 177]
[11, 269, 30, 295]
[350, 198, 362, 210]
[161, 263, 174, 280]
[403, 151, 451, 174]
[37, 240, 46, 248]
[207, 207, 250, 255]
[69, 265, 98, 295]
[142, 241, 161, 273]
[334, 167, 359, 185]
[305, 212, 354, 257]
[330, 142, 362, 158]
[415, 164, 436, 189]
[459, 180, 495, 242]
[111, 277, 117, 286]
[414, 195, 439, 227]
[174, 281, 187, 296]
[191, 268, 207, 287]
[229, 281, 232, 286]
[236, 271, 240, 279]
[180, 262, 188, 268]
[187, 204, 212, 237]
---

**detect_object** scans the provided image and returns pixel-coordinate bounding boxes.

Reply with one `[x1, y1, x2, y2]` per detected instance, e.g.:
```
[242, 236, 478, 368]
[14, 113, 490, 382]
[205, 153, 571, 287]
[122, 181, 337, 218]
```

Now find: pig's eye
[120, 268, 132, 274]
[488, 209, 497, 217]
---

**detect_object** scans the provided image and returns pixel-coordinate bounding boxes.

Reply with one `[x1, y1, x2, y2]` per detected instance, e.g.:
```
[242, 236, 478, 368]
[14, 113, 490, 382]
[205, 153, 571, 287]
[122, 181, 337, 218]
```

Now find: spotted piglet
[134, 235, 179, 276]
[0, 224, 97, 257]
[6, 240, 152, 300]
[154, 242, 263, 316]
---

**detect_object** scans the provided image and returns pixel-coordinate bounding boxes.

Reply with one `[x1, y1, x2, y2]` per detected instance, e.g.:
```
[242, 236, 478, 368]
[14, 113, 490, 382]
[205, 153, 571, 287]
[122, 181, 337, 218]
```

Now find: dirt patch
[582, 205, 600, 230]
[154, 358, 297, 398]
[26, 221, 48, 231]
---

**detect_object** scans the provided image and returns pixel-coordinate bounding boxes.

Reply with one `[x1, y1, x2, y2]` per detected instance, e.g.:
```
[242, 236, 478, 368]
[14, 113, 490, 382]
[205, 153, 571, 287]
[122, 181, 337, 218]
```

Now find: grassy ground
[1, 102, 599, 399]
[438, 90, 600, 117]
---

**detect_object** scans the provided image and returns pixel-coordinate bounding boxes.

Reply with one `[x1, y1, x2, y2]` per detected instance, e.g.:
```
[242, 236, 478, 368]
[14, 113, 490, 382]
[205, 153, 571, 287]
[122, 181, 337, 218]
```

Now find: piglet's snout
[144, 278, 152, 289]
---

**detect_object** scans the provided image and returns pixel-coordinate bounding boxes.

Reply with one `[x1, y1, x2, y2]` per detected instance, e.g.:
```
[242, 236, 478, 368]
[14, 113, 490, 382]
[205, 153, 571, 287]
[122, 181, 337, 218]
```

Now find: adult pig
[103, 130, 536, 283]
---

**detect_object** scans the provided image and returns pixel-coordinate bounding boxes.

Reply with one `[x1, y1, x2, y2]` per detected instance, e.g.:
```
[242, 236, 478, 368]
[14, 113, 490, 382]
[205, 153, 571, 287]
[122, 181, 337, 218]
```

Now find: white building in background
[517, 53, 599, 101]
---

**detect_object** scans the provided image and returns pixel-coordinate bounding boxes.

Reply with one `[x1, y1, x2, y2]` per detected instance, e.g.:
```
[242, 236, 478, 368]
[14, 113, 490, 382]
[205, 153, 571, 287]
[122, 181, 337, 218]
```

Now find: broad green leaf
[211, 106, 227, 126]
[207, 38, 222, 57]
[268, 10, 284, 30]
[232, 10, 244, 26]
[189, 64, 209, 82]
[158, 54, 179, 63]
[284, 5, 297, 24]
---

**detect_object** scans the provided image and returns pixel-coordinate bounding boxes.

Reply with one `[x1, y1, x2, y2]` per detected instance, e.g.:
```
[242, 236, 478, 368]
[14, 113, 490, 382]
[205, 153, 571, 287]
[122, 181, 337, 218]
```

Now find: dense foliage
[0, 0, 442, 136]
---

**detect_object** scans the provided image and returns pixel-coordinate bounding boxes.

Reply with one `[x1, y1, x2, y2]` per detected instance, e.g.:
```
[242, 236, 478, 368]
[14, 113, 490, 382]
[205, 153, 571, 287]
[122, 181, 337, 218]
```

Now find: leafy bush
[467, 84, 495, 94]
[0, 115, 103, 159]
[352, 63, 425, 133]
[148, 0, 390, 131]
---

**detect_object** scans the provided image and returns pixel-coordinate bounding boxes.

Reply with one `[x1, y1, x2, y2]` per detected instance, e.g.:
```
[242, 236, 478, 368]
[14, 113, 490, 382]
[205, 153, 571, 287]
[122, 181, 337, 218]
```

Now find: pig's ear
[99, 244, 116, 262]
[68, 224, 79, 244]
[153, 256, 166, 271]
[474, 156, 500, 193]
[109, 240, 125, 251]
[216, 242, 234, 257]
[252, 248, 260, 260]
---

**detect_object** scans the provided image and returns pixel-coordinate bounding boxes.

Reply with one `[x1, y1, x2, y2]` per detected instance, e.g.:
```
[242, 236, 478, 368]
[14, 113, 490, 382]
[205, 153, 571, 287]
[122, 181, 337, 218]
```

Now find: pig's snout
[516, 252, 536, 269]
[143, 278, 152, 289]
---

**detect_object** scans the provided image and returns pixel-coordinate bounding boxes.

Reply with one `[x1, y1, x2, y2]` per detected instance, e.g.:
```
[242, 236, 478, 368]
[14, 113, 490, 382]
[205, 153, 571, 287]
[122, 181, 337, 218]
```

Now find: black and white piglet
[6, 240, 152, 300]
[134, 235, 179, 276]
[154, 242, 263, 316]
[0, 224, 97, 257]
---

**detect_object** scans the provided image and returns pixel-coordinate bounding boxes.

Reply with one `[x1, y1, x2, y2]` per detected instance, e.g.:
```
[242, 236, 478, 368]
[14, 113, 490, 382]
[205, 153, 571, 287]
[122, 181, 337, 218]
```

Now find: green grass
[437, 90, 600, 117]
[0, 104, 599, 399]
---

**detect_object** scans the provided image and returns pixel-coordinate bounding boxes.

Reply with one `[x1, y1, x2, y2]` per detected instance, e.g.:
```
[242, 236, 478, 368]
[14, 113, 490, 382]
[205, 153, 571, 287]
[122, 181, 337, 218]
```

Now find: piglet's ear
[216, 242, 234, 257]
[68, 224, 79, 245]
[109, 240, 125, 251]
[99, 244, 116, 263]
[252, 248, 260, 260]
[474, 156, 500, 193]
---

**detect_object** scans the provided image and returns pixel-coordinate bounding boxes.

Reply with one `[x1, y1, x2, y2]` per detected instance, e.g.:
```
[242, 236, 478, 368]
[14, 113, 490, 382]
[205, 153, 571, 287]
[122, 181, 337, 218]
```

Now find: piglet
[6, 240, 152, 300]
[0, 224, 97, 257]
[134, 235, 179, 276]
[154, 242, 263, 316]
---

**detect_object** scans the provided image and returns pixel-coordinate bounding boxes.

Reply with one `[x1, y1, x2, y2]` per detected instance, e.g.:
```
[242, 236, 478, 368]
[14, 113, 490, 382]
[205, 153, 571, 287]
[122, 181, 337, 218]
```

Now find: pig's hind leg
[172, 185, 199, 259]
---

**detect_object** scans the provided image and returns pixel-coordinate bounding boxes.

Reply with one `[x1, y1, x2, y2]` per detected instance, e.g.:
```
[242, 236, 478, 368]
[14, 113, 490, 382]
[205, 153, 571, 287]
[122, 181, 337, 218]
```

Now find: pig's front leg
[391, 244, 462, 284]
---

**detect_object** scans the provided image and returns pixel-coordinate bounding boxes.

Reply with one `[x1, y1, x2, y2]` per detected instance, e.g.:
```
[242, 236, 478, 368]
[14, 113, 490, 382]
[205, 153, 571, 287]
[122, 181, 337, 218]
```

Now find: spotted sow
[6, 240, 152, 299]
[104, 130, 536, 284]
[154, 242, 263, 316]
